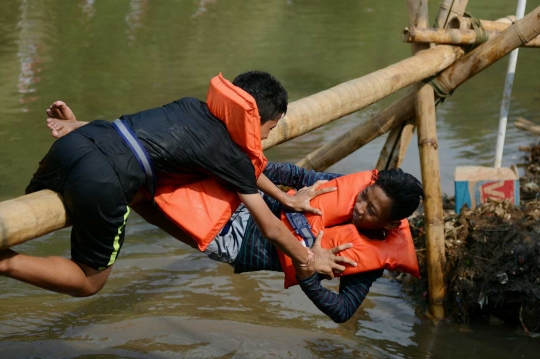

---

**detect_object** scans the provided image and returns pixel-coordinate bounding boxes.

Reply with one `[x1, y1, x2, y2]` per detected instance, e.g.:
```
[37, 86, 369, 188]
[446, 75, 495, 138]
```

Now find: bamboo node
[419, 138, 438, 149]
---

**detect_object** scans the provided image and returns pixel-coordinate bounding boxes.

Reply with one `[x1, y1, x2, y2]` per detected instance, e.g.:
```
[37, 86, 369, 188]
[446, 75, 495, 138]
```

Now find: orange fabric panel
[206, 73, 267, 177]
[156, 178, 241, 251]
[277, 171, 420, 289]
[280, 220, 420, 288]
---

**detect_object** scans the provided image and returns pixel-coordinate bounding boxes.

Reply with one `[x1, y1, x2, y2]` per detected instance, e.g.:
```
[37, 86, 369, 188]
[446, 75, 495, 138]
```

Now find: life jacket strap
[284, 211, 316, 248]
[112, 119, 156, 205]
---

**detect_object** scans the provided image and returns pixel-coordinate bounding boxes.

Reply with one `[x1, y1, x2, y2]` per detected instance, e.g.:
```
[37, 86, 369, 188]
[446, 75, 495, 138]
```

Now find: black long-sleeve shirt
[234, 162, 383, 323]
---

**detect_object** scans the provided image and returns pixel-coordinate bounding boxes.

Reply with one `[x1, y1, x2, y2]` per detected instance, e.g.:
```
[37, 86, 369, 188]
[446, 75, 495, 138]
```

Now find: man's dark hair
[375, 168, 424, 221]
[233, 71, 288, 123]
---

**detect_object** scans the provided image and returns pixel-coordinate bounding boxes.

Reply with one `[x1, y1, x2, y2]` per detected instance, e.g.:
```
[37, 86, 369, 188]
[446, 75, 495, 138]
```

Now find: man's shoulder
[172, 97, 205, 107]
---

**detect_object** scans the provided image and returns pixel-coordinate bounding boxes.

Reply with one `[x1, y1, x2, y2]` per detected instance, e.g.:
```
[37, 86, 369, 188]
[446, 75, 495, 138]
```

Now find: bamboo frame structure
[296, 7, 540, 173]
[0, 46, 464, 251]
[433, 6, 540, 96]
[403, 27, 540, 47]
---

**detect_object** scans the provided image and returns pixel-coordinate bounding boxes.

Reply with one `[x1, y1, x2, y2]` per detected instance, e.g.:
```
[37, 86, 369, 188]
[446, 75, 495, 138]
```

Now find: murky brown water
[1, 0, 539, 358]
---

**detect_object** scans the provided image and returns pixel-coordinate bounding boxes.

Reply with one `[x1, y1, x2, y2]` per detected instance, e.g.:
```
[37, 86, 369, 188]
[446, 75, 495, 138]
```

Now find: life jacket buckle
[284, 211, 316, 248]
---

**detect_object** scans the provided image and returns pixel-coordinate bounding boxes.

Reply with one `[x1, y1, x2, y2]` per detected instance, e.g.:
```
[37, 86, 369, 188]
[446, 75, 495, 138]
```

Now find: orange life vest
[277, 171, 420, 289]
[154, 73, 267, 251]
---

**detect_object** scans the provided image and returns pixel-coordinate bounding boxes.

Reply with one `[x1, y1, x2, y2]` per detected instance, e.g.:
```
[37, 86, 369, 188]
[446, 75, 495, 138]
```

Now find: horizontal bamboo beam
[403, 27, 540, 47]
[448, 15, 516, 32]
[0, 190, 70, 249]
[261, 45, 463, 150]
[515, 117, 540, 135]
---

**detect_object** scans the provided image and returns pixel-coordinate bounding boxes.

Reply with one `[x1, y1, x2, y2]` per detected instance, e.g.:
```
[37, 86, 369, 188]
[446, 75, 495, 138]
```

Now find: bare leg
[0, 249, 112, 297]
[46, 101, 88, 138]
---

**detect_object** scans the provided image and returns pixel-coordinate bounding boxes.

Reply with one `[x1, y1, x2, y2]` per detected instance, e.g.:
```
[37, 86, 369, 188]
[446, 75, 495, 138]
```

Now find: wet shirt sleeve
[263, 162, 343, 189]
[297, 270, 383, 323]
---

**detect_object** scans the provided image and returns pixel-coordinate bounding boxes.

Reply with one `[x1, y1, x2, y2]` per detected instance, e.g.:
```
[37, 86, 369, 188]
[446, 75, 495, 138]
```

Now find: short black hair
[233, 71, 288, 123]
[375, 168, 424, 221]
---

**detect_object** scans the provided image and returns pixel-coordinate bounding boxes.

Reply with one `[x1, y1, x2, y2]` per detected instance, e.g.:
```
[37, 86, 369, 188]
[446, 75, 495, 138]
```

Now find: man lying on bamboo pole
[32, 103, 423, 323]
[0, 72, 355, 298]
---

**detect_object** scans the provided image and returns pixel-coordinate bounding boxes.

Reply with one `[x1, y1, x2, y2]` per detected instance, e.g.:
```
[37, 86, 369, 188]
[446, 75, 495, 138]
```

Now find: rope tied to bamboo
[463, 11, 489, 50]
[425, 75, 453, 105]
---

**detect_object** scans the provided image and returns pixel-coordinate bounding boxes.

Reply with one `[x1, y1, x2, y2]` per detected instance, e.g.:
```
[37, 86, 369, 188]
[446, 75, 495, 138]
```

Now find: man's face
[259, 114, 284, 140]
[351, 184, 394, 229]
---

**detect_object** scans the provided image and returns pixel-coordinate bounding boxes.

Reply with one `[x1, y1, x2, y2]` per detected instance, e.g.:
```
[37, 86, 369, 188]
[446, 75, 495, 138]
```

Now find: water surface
[1, 1, 539, 358]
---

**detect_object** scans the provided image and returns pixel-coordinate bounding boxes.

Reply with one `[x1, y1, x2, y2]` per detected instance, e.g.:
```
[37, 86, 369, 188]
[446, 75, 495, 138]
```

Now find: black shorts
[26, 132, 136, 270]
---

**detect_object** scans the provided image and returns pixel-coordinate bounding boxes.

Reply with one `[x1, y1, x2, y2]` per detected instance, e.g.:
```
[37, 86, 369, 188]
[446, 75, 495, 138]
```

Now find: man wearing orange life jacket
[196, 163, 424, 323]
[1, 71, 353, 298]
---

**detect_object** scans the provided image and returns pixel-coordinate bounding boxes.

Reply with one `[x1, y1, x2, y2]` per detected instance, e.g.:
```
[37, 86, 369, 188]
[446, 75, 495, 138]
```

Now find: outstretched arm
[238, 193, 355, 277]
[256, 174, 336, 215]
[263, 162, 343, 188]
[297, 270, 383, 323]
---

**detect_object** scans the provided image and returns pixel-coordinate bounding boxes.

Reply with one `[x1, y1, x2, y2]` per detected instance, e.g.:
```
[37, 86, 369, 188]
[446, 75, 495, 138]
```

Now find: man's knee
[71, 262, 113, 297]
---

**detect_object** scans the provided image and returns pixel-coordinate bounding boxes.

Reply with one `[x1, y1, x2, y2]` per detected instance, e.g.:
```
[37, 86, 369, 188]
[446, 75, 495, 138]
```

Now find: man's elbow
[260, 223, 281, 241]
[332, 315, 350, 324]
[328, 305, 357, 323]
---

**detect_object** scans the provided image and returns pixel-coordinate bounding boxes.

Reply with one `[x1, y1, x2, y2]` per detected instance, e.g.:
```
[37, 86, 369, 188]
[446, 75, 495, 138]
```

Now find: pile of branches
[405, 144, 540, 333]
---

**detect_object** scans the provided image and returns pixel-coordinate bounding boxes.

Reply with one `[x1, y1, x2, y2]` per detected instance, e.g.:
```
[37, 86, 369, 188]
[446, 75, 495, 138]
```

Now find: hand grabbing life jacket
[278, 171, 420, 288]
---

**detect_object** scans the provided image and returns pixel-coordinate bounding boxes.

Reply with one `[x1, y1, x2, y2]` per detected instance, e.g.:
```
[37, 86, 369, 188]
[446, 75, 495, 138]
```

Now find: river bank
[404, 143, 540, 334]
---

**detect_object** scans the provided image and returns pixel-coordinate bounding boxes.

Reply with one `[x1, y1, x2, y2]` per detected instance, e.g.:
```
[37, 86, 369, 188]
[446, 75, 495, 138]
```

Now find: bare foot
[46, 101, 83, 138]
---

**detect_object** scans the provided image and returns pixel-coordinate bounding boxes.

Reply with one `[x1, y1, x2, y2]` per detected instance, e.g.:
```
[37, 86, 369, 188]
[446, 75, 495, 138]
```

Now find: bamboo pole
[374, 118, 415, 171]
[408, 0, 446, 320]
[403, 27, 540, 47]
[0, 190, 70, 249]
[515, 117, 540, 135]
[434, 0, 469, 29]
[448, 15, 516, 32]
[297, 5, 540, 173]
[261, 45, 463, 150]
